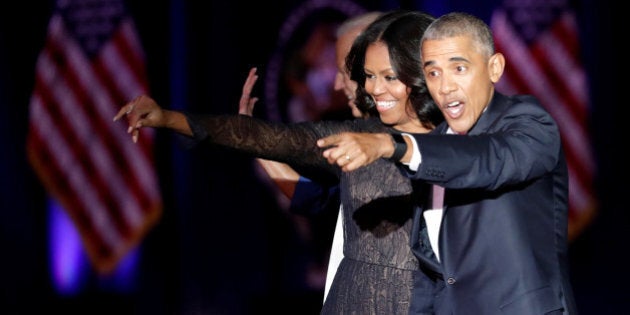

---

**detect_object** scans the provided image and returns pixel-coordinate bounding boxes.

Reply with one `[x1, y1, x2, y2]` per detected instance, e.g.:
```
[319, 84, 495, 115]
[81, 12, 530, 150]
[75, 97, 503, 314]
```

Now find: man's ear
[488, 53, 505, 83]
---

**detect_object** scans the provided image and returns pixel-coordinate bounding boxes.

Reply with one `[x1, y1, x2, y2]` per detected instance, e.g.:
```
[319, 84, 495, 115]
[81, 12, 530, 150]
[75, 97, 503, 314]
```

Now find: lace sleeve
[185, 113, 383, 178]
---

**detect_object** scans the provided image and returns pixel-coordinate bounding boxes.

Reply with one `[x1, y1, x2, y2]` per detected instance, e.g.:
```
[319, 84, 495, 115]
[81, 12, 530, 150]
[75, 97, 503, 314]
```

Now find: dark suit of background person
[402, 13, 577, 315]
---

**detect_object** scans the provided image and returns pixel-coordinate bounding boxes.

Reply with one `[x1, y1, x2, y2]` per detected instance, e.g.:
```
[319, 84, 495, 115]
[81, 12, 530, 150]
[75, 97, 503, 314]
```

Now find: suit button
[447, 277, 456, 285]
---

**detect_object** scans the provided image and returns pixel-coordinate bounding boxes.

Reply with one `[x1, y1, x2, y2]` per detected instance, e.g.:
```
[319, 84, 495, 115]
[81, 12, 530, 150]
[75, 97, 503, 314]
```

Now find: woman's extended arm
[113, 95, 193, 142]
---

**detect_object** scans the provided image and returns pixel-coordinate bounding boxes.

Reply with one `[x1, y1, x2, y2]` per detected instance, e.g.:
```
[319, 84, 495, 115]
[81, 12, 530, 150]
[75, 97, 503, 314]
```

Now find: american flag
[27, 0, 162, 274]
[491, 0, 596, 240]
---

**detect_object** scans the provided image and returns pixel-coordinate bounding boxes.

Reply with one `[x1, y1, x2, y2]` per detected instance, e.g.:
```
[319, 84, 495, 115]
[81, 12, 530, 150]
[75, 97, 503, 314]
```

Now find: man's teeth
[445, 101, 463, 115]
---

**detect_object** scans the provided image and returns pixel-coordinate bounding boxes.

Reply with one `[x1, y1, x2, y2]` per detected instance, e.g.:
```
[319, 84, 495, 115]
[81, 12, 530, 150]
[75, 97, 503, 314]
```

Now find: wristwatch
[388, 133, 407, 162]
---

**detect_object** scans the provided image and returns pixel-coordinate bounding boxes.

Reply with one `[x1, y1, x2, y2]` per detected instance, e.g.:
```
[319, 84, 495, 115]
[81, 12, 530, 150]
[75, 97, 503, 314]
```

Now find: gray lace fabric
[188, 114, 425, 315]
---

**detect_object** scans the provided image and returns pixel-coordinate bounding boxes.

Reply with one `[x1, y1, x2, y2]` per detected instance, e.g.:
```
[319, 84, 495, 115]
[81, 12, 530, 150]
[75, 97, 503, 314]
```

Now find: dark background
[0, 0, 624, 314]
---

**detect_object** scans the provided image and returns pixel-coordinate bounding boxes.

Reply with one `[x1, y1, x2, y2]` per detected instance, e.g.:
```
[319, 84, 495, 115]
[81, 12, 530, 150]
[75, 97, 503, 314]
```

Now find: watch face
[389, 133, 407, 162]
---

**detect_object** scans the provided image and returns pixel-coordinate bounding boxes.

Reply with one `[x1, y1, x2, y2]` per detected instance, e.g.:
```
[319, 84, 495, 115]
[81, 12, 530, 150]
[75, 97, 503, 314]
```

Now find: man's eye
[456, 65, 467, 72]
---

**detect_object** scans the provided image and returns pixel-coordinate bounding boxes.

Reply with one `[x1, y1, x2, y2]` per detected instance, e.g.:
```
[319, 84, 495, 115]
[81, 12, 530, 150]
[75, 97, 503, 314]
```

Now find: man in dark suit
[318, 11, 577, 315]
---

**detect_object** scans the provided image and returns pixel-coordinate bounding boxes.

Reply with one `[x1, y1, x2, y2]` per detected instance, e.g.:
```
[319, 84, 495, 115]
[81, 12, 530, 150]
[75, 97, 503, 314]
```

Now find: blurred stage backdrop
[0, 0, 623, 314]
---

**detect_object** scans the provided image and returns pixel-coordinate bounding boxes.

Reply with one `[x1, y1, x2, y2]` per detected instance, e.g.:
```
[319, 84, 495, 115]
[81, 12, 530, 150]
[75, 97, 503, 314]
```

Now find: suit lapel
[414, 93, 510, 277]
[410, 188, 443, 277]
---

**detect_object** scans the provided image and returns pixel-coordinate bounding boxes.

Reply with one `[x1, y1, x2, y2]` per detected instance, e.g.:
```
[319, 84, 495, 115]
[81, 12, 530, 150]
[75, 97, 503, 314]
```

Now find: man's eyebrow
[449, 56, 469, 63]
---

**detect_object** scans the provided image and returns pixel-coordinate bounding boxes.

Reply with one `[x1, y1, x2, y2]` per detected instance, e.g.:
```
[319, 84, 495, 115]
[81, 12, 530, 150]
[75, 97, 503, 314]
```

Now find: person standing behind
[238, 11, 382, 303]
[318, 11, 577, 314]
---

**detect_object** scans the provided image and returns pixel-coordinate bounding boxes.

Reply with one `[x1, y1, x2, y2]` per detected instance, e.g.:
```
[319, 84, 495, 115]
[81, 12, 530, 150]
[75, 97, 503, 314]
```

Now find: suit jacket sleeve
[403, 94, 562, 190]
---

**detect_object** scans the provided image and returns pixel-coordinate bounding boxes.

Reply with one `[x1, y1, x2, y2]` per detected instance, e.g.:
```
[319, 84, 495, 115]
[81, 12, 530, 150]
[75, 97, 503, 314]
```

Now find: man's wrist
[388, 133, 407, 162]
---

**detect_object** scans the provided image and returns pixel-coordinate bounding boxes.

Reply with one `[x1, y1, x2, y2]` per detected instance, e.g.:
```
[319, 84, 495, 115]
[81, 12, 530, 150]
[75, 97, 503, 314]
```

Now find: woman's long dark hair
[346, 10, 444, 129]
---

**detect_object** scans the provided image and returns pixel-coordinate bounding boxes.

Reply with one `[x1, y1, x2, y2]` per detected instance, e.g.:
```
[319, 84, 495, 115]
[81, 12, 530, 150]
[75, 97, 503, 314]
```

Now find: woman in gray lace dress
[115, 10, 442, 315]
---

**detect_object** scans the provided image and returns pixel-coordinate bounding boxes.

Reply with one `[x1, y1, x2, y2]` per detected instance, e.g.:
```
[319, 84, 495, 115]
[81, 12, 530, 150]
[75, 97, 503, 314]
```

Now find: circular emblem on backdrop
[264, 0, 366, 123]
